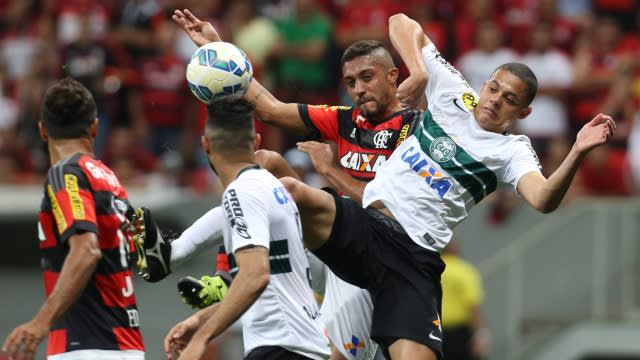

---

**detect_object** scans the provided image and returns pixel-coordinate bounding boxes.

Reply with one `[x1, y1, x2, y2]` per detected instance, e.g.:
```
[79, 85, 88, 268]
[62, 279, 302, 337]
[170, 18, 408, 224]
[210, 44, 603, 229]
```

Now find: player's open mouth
[482, 107, 496, 118]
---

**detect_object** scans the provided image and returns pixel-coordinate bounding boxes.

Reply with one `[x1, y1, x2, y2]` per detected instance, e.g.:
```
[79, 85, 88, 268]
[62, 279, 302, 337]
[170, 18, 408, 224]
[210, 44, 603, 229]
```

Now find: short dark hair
[341, 40, 392, 66]
[206, 97, 255, 150]
[41, 78, 97, 139]
[493, 63, 538, 106]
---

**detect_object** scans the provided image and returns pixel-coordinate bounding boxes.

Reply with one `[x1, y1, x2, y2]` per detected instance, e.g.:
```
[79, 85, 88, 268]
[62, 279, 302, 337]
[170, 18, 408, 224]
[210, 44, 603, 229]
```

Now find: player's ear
[388, 67, 399, 84]
[518, 106, 532, 120]
[201, 135, 210, 155]
[90, 118, 99, 140]
[38, 121, 48, 142]
[253, 133, 262, 151]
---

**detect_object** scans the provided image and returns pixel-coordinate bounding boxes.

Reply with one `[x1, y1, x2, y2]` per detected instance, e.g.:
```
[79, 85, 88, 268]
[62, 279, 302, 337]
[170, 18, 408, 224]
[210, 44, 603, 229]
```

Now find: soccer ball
[186, 42, 253, 104]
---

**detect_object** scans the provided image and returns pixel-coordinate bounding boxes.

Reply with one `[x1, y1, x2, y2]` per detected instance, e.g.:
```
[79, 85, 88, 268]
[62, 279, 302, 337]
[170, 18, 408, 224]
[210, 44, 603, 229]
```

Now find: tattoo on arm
[252, 88, 268, 103]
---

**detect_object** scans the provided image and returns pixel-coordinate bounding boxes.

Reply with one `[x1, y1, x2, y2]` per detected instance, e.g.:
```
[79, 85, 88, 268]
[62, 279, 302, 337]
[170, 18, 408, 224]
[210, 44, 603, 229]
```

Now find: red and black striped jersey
[298, 104, 422, 181]
[38, 153, 144, 357]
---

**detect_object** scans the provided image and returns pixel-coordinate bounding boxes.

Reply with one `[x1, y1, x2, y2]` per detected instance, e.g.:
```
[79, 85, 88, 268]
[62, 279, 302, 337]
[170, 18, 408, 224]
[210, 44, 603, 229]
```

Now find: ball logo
[373, 130, 393, 149]
[429, 137, 457, 162]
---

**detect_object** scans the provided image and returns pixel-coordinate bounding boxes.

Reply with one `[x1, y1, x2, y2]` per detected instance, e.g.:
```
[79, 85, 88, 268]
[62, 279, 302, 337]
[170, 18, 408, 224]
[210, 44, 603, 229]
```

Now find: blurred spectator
[271, 0, 333, 103]
[263, 0, 335, 151]
[334, 0, 404, 50]
[453, 0, 506, 58]
[517, 22, 573, 152]
[0, 1, 41, 84]
[129, 21, 199, 157]
[15, 43, 59, 174]
[283, 147, 327, 188]
[57, 0, 110, 45]
[102, 126, 157, 176]
[456, 20, 517, 92]
[62, 13, 115, 156]
[571, 15, 637, 136]
[114, 0, 160, 58]
[406, 0, 448, 56]
[593, 0, 638, 31]
[441, 240, 491, 360]
[578, 144, 633, 196]
[556, 0, 592, 24]
[225, 0, 279, 82]
[505, 0, 579, 53]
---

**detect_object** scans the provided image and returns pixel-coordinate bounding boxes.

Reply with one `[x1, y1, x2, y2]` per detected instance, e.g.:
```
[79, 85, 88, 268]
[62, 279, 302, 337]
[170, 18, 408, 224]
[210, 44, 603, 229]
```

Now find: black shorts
[312, 191, 446, 359]
[245, 346, 315, 360]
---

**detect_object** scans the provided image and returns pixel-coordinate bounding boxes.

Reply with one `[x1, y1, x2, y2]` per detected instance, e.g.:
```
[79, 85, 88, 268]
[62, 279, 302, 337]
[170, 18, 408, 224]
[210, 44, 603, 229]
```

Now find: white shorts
[321, 270, 381, 360]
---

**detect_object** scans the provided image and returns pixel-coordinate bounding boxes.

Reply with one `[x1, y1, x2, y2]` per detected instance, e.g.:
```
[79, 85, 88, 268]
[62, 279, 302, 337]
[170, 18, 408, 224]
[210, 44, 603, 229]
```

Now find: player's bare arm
[255, 149, 302, 180]
[297, 141, 367, 204]
[165, 303, 221, 359]
[517, 113, 616, 213]
[172, 8, 309, 135]
[389, 13, 430, 108]
[2, 232, 101, 360]
[176, 246, 270, 359]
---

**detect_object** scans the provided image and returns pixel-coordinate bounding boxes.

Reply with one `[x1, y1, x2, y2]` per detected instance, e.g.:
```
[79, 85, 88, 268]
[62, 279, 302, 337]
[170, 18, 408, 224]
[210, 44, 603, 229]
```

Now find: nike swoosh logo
[452, 98, 467, 112]
[428, 331, 442, 342]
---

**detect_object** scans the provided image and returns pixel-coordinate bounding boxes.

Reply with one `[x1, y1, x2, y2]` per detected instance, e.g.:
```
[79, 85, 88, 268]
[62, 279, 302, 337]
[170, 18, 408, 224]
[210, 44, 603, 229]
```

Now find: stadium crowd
[0, 0, 638, 204]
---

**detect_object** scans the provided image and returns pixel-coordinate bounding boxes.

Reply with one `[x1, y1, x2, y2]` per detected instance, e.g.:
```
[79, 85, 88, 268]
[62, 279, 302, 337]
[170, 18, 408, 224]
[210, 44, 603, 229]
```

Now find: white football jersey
[222, 166, 330, 359]
[363, 44, 542, 251]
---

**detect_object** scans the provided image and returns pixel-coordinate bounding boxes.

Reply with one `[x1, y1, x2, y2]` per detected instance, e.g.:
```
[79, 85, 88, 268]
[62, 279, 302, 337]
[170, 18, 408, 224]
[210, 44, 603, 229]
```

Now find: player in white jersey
[163, 98, 329, 360]
[278, 13, 616, 360]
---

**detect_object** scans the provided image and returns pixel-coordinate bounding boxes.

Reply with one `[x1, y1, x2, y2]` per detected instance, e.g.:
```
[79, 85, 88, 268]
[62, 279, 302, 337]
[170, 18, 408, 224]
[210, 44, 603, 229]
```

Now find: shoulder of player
[46, 153, 89, 190]
[225, 171, 275, 199]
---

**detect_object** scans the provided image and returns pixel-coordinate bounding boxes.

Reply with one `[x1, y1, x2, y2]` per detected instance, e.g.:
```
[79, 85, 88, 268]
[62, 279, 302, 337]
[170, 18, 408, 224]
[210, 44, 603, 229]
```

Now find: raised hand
[172, 9, 220, 47]
[297, 141, 338, 176]
[575, 113, 616, 154]
[397, 72, 428, 108]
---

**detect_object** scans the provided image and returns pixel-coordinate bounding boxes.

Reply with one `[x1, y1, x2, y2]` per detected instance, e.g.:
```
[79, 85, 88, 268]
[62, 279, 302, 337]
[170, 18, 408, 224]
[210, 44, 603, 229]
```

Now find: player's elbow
[539, 203, 558, 214]
[254, 271, 270, 292]
[532, 199, 559, 214]
[81, 245, 103, 268]
[389, 13, 409, 26]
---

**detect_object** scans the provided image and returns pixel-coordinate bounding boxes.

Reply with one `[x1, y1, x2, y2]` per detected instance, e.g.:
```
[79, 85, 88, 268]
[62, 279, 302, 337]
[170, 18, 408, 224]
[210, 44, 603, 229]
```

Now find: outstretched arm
[176, 246, 270, 360]
[172, 9, 309, 135]
[297, 141, 367, 204]
[518, 113, 616, 213]
[170, 150, 300, 267]
[388, 13, 431, 108]
[3, 233, 102, 359]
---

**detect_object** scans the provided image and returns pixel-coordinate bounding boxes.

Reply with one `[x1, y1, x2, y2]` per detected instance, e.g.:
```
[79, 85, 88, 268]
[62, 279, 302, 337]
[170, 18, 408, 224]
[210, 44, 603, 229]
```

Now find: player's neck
[48, 138, 95, 165]
[377, 99, 404, 121]
[212, 153, 257, 188]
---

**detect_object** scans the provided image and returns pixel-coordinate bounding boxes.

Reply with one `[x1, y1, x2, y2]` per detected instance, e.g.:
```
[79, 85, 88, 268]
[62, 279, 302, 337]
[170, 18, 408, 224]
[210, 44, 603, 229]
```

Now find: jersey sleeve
[222, 185, 270, 254]
[46, 163, 98, 245]
[297, 104, 347, 142]
[421, 43, 474, 107]
[499, 137, 543, 190]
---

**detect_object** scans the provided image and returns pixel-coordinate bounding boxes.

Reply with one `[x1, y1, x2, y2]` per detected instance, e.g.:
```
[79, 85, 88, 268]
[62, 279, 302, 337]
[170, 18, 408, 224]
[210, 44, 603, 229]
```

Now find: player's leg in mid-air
[279, 176, 336, 250]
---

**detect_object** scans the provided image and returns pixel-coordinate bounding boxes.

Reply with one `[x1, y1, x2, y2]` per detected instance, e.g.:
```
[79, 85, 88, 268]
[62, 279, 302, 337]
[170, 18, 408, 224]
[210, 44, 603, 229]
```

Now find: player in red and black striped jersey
[2, 79, 158, 360]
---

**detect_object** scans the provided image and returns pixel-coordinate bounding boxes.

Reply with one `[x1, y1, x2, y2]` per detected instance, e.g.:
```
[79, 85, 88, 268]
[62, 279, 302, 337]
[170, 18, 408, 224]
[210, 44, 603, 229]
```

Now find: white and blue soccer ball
[186, 42, 253, 104]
